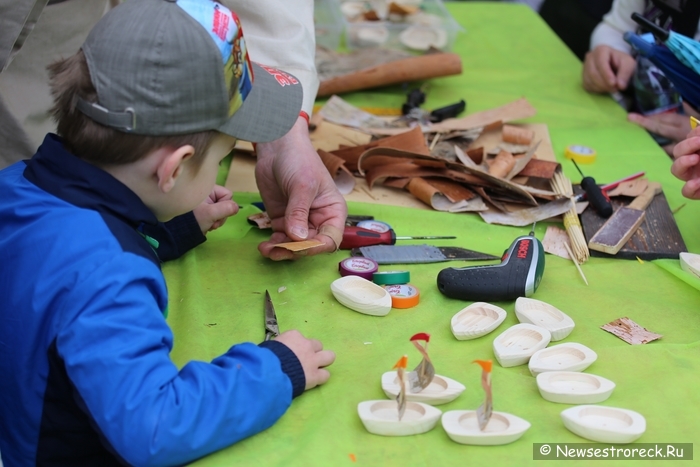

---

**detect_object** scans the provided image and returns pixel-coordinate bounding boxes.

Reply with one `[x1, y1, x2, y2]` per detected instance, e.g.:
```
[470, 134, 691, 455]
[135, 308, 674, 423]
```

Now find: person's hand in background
[583, 45, 637, 93]
[628, 102, 699, 156]
[255, 116, 347, 261]
[671, 126, 700, 199]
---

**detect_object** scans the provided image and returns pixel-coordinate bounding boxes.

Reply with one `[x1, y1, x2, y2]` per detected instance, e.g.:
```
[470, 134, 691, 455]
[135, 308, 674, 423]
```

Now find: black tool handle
[581, 177, 613, 218]
[430, 100, 466, 122]
[437, 236, 543, 301]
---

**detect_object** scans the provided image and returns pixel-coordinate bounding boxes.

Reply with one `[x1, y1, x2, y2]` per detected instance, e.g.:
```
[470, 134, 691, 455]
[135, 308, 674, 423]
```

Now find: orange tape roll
[383, 284, 420, 309]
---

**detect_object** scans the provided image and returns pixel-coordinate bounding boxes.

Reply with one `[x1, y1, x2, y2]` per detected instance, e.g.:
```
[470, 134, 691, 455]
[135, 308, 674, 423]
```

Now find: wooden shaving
[601, 317, 662, 345]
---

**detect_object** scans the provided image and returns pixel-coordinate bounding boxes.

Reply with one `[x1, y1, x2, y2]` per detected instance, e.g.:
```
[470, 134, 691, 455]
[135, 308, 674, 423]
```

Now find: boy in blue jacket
[0, 0, 336, 465]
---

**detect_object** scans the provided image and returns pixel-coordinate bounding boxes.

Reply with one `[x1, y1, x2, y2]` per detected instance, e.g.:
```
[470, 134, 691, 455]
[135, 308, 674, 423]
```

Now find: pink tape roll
[338, 257, 379, 280]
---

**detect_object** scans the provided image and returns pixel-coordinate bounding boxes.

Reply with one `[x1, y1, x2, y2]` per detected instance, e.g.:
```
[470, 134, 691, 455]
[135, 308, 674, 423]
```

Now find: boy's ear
[156, 145, 196, 193]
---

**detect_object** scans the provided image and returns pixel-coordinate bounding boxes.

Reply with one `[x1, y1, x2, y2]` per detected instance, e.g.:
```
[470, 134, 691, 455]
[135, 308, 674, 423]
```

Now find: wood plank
[578, 186, 688, 260]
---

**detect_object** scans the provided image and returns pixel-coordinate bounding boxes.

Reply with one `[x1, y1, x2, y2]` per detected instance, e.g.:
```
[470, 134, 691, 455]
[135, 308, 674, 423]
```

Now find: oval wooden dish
[514, 297, 575, 341]
[561, 405, 646, 444]
[381, 371, 465, 405]
[680, 252, 700, 278]
[441, 410, 531, 445]
[537, 371, 615, 404]
[528, 342, 597, 377]
[357, 400, 442, 436]
[330, 276, 392, 316]
[450, 302, 507, 341]
[492, 323, 551, 368]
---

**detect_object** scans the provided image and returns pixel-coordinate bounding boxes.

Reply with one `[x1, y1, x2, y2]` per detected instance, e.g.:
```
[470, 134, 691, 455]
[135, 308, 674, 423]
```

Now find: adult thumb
[284, 188, 313, 241]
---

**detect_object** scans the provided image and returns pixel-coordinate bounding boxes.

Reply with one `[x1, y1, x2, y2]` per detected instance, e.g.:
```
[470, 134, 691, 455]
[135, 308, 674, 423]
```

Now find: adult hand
[582, 45, 636, 94]
[193, 185, 239, 234]
[672, 128, 700, 199]
[274, 330, 335, 390]
[628, 102, 698, 156]
[255, 116, 348, 261]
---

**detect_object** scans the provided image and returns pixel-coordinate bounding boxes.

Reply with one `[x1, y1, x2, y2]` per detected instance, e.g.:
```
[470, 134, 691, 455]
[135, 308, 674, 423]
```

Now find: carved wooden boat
[358, 400, 441, 436]
[492, 323, 551, 368]
[450, 302, 507, 340]
[561, 405, 646, 444]
[528, 342, 597, 376]
[537, 371, 615, 404]
[514, 297, 574, 341]
[330, 276, 392, 316]
[381, 371, 465, 405]
[442, 410, 530, 445]
[680, 252, 700, 278]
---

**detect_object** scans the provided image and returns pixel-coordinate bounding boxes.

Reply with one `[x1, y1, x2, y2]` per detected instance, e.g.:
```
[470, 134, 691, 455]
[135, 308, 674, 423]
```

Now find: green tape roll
[372, 270, 410, 285]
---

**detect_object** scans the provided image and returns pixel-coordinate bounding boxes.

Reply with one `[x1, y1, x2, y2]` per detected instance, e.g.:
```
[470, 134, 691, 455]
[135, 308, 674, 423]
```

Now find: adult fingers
[284, 182, 316, 241]
[671, 154, 699, 181]
[673, 135, 700, 158]
[682, 178, 700, 199]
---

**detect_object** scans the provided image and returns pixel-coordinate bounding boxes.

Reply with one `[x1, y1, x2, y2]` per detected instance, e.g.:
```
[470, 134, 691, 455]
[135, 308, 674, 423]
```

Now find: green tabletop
[165, 3, 700, 466]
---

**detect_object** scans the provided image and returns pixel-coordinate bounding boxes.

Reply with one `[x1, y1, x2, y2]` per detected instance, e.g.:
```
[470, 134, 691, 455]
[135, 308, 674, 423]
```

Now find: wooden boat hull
[442, 410, 531, 445]
[561, 405, 646, 444]
[537, 371, 615, 404]
[450, 302, 507, 340]
[358, 400, 442, 436]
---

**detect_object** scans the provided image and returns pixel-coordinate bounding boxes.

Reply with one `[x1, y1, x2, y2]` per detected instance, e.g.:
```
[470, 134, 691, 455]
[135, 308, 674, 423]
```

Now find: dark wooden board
[576, 186, 687, 260]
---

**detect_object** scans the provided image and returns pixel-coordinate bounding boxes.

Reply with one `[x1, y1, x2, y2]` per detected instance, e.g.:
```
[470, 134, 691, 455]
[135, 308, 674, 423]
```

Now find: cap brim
[219, 62, 303, 143]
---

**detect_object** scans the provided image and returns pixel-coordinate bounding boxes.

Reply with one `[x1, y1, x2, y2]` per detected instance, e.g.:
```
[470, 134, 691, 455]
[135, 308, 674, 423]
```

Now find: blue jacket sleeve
[140, 212, 206, 262]
[55, 253, 297, 467]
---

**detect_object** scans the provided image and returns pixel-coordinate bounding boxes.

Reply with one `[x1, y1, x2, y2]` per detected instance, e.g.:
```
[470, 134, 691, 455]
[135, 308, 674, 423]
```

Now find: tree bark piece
[601, 317, 662, 345]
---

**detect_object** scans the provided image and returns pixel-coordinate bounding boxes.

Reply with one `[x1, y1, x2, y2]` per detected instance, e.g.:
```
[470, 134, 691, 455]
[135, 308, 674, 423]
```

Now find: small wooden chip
[273, 239, 324, 252]
[601, 317, 662, 345]
[247, 212, 272, 229]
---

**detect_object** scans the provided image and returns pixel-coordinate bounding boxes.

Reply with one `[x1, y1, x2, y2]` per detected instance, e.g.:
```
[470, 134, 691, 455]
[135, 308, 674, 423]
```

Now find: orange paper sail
[394, 355, 408, 420]
[473, 359, 493, 431]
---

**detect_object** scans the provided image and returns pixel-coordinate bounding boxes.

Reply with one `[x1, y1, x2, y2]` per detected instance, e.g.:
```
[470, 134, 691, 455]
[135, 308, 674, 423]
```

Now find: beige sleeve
[0, 0, 49, 72]
[590, 0, 645, 54]
[221, 0, 319, 116]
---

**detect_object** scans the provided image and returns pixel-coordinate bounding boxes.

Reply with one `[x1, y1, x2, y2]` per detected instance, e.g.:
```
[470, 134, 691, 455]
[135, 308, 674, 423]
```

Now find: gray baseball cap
[76, 0, 303, 143]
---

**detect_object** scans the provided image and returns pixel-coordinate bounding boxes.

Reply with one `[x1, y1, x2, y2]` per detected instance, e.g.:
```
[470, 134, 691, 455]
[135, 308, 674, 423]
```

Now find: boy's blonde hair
[48, 50, 217, 167]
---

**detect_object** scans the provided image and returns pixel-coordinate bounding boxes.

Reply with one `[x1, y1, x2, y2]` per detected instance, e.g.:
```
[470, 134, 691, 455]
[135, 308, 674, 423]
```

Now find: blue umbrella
[632, 12, 700, 75]
[624, 31, 700, 110]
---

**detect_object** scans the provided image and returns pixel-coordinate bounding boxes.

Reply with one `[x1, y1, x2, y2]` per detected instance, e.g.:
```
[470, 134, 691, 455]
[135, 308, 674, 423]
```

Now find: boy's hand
[275, 330, 335, 390]
[255, 116, 347, 261]
[582, 45, 636, 94]
[193, 185, 239, 234]
[672, 128, 700, 199]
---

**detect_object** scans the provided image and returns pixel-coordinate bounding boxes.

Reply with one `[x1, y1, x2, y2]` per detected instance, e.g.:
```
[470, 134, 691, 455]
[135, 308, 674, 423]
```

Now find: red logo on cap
[212, 5, 230, 41]
[258, 64, 299, 87]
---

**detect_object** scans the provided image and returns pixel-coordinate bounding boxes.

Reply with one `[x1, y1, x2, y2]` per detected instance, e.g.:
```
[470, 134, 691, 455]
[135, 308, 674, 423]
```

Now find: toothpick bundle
[550, 169, 589, 264]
